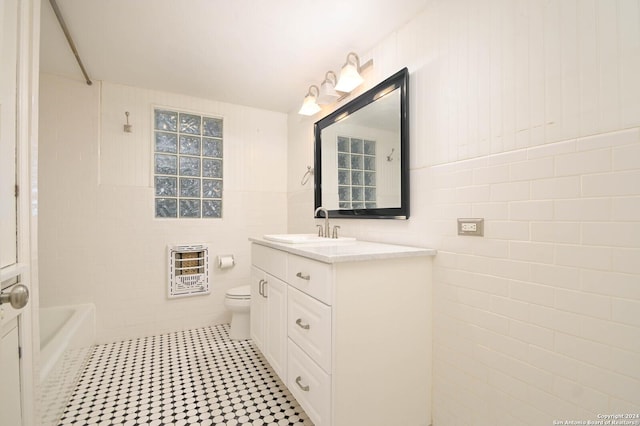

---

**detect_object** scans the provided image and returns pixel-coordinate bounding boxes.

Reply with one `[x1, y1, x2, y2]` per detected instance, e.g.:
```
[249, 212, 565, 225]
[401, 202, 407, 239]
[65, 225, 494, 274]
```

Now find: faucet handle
[317, 224, 324, 237]
[332, 225, 340, 239]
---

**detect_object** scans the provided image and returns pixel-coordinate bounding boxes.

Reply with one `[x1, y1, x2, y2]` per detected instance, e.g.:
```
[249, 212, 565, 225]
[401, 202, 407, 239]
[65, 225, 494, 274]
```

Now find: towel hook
[301, 166, 314, 185]
[386, 148, 395, 162]
[124, 111, 132, 133]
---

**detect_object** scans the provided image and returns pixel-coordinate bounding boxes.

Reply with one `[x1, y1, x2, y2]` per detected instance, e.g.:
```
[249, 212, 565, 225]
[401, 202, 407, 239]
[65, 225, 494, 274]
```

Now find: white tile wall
[288, 0, 640, 424]
[39, 74, 288, 343]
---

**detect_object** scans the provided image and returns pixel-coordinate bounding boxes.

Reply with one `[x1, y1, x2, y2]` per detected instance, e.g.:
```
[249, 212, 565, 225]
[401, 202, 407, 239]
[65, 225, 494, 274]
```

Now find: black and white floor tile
[58, 324, 313, 426]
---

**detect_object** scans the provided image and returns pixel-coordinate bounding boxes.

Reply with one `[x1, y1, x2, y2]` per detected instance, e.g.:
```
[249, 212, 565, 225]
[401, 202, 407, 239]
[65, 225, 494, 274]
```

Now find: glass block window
[154, 109, 223, 218]
[337, 136, 376, 209]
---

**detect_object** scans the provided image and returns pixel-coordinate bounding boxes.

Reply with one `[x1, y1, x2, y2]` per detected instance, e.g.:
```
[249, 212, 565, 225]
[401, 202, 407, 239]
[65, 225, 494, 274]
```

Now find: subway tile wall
[288, 0, 640, 424]
[428, 132, 640, 424]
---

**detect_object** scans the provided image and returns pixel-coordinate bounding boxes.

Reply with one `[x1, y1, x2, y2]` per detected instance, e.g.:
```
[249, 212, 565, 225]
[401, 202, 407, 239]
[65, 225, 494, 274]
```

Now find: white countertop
[249, 237, 436, 264]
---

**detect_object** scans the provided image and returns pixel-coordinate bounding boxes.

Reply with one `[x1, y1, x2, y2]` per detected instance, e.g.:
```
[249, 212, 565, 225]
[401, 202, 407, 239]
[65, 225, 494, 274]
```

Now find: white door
[0, 0, 18, 270]
[1, 0, 38, 425]
[1, 319, 22, 425]
[0, 0, 23, 423]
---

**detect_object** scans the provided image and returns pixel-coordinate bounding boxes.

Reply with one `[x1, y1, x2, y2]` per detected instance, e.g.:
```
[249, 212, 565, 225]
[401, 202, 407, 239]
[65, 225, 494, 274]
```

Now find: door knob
[0, 284, 29, 309]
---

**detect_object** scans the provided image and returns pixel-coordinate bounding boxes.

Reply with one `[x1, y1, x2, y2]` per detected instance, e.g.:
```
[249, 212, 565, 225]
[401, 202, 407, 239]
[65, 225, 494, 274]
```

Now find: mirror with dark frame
[314, 67, 409, 219]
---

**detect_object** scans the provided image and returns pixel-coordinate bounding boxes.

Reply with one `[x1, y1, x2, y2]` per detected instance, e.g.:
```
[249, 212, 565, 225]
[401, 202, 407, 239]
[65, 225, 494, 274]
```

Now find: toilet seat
[225, 285, 251, 300]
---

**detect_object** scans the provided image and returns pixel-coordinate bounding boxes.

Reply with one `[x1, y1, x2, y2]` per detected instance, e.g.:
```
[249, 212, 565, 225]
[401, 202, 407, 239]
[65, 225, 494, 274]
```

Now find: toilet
[224, 285, 251, 340]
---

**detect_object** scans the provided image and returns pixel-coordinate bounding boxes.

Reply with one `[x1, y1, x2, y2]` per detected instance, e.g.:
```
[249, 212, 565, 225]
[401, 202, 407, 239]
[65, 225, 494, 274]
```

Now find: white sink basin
[263, 234, 356, 244]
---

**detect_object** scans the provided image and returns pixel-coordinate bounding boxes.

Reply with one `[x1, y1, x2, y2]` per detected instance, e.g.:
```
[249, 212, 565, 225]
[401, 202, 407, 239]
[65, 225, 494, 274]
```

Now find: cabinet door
[249, 266, 266, 353]
[264, 274, 287, 382]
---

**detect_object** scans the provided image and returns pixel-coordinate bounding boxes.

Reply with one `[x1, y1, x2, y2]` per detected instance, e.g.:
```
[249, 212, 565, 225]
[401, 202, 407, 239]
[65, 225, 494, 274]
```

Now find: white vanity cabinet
[250, 239, 435, 426]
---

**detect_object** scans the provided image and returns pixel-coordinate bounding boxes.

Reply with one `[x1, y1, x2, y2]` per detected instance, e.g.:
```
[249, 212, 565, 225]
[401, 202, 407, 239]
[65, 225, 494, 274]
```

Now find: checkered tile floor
[58, 324, 312, 425]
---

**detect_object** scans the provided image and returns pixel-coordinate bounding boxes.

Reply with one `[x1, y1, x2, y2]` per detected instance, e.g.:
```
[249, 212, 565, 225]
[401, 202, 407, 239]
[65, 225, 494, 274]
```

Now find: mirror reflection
[321, 89, 401, 209]
[314, 68, 409, 219]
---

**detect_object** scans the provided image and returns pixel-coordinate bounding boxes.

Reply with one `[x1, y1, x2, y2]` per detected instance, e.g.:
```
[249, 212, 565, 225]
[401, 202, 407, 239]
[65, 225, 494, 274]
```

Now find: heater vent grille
[168, 244, 210, 298]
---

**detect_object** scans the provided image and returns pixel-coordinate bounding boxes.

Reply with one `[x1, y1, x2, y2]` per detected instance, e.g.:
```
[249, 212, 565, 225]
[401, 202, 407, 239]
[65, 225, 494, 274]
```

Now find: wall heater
[167, 244, 210, 298]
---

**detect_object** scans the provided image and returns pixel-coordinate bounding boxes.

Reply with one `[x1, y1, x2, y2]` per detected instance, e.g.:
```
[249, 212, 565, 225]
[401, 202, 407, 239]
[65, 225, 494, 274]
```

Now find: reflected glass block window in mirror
[154, 108, 223, 218]
[337, 136, 376, 209]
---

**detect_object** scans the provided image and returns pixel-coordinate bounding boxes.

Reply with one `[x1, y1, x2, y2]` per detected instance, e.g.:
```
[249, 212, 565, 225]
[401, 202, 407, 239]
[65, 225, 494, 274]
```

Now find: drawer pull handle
[258, 279, 264, 296]
[262, 280, 268, 298]
[296, 272, 311, 281]
[295, 376, 310, 392]
[295, 318, 310, 330]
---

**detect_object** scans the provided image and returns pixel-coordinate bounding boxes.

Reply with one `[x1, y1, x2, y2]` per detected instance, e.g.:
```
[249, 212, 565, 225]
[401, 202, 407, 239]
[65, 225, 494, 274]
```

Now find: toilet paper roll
[217, 255, 235, 269]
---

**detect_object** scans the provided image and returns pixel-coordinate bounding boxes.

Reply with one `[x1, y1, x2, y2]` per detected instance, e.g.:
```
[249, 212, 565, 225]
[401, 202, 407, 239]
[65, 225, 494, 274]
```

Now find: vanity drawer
[288, 340, 331, 426]
[288, 286, 332, 372]
[252, 244, 287, 281]
[287, 254, 332, 305]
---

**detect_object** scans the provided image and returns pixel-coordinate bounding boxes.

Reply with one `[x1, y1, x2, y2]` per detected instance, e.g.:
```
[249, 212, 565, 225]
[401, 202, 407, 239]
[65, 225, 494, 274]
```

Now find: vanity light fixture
[297, 52, 373, 116]
[317, 71, 340, 105]
[335, 52, 366, 93]
[298, 85, 322, 116]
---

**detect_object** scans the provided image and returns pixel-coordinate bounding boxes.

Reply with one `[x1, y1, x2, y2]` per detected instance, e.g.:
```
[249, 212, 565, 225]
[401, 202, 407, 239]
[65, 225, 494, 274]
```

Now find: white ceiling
[39, 0, 430, 113]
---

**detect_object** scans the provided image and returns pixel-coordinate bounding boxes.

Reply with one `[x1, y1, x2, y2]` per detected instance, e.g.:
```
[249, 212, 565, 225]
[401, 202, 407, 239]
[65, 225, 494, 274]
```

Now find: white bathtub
[39, 304, 95, 426]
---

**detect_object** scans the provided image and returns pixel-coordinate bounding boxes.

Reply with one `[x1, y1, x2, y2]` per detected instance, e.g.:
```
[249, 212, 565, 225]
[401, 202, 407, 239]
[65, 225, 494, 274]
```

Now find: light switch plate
[457, 218, 484, 236]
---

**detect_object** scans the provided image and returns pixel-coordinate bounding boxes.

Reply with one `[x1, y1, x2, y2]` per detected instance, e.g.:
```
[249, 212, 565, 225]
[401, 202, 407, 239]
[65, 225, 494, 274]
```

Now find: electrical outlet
[457, 218, 484, 236]
[461, 222, 477, 232]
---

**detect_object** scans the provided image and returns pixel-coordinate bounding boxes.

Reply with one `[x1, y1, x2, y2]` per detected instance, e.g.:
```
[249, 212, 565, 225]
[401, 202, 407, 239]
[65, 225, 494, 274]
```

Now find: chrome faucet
[314, 206, 330, 238]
